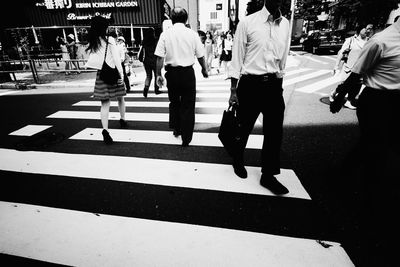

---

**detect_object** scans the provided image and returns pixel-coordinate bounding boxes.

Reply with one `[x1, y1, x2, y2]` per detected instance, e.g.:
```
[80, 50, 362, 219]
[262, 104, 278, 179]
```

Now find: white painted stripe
[0, 148, 310, 199]
[302, 56, 330, 65]
[47, 111, 262, 125]
[283, 70, 331, 87]
[74, 101, 228, 108]
[0, 201, 354, 267]
[296, 76, 341, 93]
[283, 68, 312, 77]
[0, 90, 17, 97]
[126, 92, 230, 98]
[320, 55, 337, 62]
[70, 128, 263, 149]
[9, 125, 52, 136]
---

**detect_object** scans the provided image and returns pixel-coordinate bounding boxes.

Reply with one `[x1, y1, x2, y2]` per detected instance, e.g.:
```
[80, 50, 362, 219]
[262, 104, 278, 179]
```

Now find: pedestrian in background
[85, 15, 128, 145]
[204, 31, 214, 75]
[220, 31, 233, 79]
[141, 27, 161, 97]
[66, 34, 81, 74]
[330, 17, 400, 266]
[56, 36, 71, 75]
[229, 0, 291, 195]
[365, 23, 374, 39]
[330, 25, 367, 109]
[116, 36, 131, 93]
[155, 7, 208, 147]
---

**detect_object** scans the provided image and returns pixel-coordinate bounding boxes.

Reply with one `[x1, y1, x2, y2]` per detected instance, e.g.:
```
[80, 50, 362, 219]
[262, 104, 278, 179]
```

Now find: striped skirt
[93, 70, 126, 100]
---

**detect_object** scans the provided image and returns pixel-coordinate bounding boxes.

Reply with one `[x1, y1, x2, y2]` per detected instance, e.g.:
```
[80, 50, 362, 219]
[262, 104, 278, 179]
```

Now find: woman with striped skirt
[85, 15, 128, 144]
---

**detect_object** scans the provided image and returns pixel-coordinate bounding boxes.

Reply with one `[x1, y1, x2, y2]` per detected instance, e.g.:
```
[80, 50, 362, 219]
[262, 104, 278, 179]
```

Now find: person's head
[108, 28, 118, 39]
[226, 32, 232, 40]
[57, 36, 66, 45]
[86, 15, 109, 53]
[67, 34, 75, 42]
[117, 36, 125, 44]
[264, 0, 283, 15]
[359, 28, 367, 40]
[365, 24, 374, 37]
[206, 31, 213, 40]
[171, 7, 188, 24]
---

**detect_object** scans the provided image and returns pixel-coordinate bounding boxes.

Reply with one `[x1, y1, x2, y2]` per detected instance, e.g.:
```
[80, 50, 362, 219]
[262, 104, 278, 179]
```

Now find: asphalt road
[0, 52, 393, 266]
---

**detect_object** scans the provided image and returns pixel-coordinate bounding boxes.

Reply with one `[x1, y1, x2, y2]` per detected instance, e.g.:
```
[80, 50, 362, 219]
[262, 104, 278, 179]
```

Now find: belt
[244, 73, 278, 82]
[165, 65, 193, 71]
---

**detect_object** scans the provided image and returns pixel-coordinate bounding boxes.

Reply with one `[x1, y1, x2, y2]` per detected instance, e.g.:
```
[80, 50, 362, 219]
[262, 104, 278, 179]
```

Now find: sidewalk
[0, 55, 300, 92]
[0, 63, 147, 91]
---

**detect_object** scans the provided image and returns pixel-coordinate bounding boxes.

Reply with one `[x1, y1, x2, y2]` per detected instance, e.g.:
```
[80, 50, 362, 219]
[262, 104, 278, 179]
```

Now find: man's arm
[155, 56, 165, 88]
[229, 19, 247, 105]
[197, 56, 208, 78]
[330, 72, 362, 113]
[229, 78, 239, 106]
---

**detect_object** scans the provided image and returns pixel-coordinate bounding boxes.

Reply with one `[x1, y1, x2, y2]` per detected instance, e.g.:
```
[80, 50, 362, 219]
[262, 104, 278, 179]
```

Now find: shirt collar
[260, 6, 283, 24]
[394, 19, 400, 33]
[173, 22, 186, 28]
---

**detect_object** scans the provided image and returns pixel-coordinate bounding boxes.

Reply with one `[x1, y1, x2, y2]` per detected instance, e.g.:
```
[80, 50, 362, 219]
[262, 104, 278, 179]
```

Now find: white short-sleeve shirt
[154, 23, 205, 67]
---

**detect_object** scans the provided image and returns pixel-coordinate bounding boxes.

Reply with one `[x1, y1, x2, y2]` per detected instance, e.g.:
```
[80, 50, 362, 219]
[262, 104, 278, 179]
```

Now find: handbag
[100, 41, 120, 85]
[341, 37, 353, 63]
[218, 103, 241, 157]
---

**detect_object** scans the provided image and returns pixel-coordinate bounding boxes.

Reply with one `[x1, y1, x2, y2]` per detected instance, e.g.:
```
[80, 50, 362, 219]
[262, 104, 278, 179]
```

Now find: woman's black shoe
[102, 129, 113, 145]
[119, 119, 129, 129]
[143, 87, 149, 98]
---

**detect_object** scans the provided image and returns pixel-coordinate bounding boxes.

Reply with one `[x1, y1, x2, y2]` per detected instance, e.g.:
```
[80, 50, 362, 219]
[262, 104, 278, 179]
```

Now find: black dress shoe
[119, 119, 129, 129]
[182, 141, 190, 147]
[102, 129, 113, 145]
[260, 174, 289, 195]
[233, 163, 247, 179]
[155, 89, 162, 95]
[173, 129, 181, 137]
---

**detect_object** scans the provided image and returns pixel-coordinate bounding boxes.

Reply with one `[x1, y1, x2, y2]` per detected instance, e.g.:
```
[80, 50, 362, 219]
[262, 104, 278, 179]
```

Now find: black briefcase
[218, 103, 241, 157]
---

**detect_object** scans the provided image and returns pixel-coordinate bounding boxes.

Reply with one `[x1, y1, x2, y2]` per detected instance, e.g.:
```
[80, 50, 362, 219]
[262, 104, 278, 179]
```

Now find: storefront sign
[76, 1, 139, 8]
[36, 0, 139, 9]
[67, 12, 112, 21]
[36, 0, 73, 9]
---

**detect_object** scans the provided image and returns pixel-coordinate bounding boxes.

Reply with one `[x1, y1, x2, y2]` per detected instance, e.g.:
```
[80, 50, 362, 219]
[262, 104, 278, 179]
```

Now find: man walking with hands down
[155, 7, 208, 147]
[229, 0, 290, 195]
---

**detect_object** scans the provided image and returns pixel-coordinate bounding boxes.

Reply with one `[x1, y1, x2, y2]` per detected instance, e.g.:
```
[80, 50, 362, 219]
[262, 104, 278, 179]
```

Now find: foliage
[295, 0, 400, 28]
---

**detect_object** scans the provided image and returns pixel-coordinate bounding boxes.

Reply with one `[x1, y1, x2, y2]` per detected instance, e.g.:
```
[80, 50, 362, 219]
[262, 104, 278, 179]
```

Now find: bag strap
[103, 38, 109, 63]
[348, 36, 353, 50]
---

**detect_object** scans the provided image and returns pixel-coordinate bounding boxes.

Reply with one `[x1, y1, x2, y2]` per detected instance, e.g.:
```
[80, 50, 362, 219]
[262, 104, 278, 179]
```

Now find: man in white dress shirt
[330, 17, 400, 266]
[228, 0, 290, 195]
[155, 7, 208, 147]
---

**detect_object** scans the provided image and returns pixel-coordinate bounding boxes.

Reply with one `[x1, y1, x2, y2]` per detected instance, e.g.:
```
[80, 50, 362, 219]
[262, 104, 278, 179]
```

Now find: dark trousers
[144, 62, 159, 91]
[121, 62, 131, 92]
[165, 66, 196, 144]
[236, 74, 285, 175]
[356, 87, 400, 266]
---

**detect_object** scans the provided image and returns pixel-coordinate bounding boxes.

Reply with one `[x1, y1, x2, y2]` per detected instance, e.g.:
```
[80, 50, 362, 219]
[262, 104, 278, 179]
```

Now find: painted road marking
[70, 128, 263, 149]
[8, 125, 53, 136]
[0, 201, 354, 267]
[47, 111, 262, 125]
[0, 148, 309, 199]
[296, 76, 341, 93]
[73, 101, 228, 108]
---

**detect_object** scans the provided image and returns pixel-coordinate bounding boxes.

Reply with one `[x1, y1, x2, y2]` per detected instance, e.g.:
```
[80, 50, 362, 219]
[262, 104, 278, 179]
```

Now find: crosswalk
[0, 57, 355, 266]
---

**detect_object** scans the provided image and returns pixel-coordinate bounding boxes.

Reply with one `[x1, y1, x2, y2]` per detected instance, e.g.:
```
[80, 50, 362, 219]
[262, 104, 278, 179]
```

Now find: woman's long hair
[86, 15, 109, 53]
[142, 28, 156, 47]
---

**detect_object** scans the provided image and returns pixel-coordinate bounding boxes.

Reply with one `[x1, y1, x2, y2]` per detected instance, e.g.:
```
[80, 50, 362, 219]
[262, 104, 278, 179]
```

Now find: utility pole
[289, 0, 296, 51]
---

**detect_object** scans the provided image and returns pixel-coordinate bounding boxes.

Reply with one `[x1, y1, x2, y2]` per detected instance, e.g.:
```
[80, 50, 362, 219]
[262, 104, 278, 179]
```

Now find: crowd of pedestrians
[80, 2, 400, 264]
